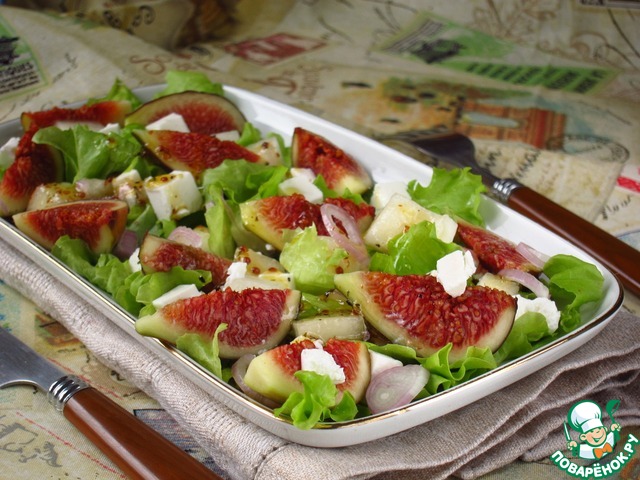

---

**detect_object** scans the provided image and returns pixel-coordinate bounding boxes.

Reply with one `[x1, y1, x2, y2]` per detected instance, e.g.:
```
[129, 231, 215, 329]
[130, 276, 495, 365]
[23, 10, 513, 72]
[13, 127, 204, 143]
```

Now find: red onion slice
[168, 226, 203, 248]
[231, 354, 280, 409]
[365, 364, 429, 414]
[113, 229, 139, 260]
[320, 203, 369, 267]
[498, 268, 550, 298]
[516, 242, 550, 270]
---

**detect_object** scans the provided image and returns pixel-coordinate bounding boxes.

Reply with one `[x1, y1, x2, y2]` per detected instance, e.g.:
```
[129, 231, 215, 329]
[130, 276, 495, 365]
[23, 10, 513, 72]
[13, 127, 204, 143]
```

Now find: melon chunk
[363, 194, 457, 252]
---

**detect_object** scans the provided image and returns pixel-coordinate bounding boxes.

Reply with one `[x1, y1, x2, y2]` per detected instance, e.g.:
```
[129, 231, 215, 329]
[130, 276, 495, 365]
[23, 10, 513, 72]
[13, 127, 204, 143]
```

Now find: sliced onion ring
[168, 226, 203, 248]
[320, 203, 369, 267]
[498, 268, 550, 298]
[365, 364, 429, 414]
[516, 242, 550, 270]
[231, 354, 280, 409]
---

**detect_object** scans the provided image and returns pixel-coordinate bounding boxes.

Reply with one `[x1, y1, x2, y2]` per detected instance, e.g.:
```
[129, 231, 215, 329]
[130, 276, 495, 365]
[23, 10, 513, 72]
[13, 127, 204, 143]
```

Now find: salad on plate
[0, 71, 606, 430]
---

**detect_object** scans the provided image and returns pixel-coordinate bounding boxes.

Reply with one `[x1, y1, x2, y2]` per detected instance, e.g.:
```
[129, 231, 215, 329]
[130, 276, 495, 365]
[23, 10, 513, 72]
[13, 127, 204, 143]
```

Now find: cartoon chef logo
[565, 400, 621, 460]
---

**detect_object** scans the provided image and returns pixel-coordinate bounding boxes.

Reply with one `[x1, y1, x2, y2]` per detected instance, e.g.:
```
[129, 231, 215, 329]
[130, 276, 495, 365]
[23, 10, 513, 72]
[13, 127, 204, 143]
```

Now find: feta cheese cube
[247, 137, 283, 165]
[143, 171, 203, 220]
[129, 247, 142, 272]
[369, 350, 403, 378]
[278, 175, 324, 203]
[436, 250, 477, 297]
[370, 181, 409, 210]
[146, 113, 190, 132]
[99, 123, 121, 134]
[152, 284, 202, 309]
[515, 295, 561, 333]
[300, 348, 346, 384]
[214, 130, 240, 142]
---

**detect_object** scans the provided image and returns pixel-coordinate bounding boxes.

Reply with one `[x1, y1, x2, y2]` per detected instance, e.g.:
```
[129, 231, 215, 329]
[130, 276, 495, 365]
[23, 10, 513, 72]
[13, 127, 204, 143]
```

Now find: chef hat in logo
[569, 400, 604, 434]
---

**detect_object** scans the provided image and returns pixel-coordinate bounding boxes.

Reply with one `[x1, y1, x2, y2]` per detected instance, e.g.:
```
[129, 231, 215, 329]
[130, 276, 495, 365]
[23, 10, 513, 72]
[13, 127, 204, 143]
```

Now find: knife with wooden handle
[0, 327, 222, 480]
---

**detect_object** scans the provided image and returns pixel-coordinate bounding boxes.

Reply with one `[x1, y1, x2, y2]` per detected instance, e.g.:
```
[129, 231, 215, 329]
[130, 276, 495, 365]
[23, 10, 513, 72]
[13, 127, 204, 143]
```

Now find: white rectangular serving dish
[0, 85, 623, 448]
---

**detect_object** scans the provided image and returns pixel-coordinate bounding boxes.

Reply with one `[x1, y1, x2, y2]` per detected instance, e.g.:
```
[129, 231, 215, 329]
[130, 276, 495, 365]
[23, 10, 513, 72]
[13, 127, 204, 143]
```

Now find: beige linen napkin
[1, 236, 638, 480]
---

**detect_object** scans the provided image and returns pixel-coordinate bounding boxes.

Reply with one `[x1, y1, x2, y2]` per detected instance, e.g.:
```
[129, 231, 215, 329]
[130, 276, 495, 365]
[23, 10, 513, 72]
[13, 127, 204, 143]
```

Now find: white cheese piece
[146, 113, 190, 132]
[515, 295, 561, 333]
[300, 348, 346, 384]
[143, 171, 203, 220]
[128, 247, 142, 272]
[214, 130, 240, 141]
[0, 136, 20, 169]
[436, 249, 477, 297]
[369, 181, 409, 211]
[289, 167, 316, 182]
[369, 350, 403, 378]
[247, 137, 283, 166]
[99, 123, 121, 134]
[152, 284, 203, 309]
[278, 175, 324, 204]
[222, 261, 247, 289]
[113, 169, 142, 189]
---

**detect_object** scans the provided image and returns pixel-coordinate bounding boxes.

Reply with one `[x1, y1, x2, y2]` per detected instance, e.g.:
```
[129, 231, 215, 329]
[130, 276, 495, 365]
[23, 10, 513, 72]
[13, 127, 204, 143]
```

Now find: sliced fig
[240, 194, 323, 250]
[21, 100, 132, 131]
[12, 199, 128, 254]
[0, 132, 63, 216]
[243, 337, 370, 404]
[457, 221, 541, 274]
[334, 271, 516, 362]
[243, 338, 315, 403]
[125, 92, 246, 135]
[234, 246, 285, 275]
[292, 127, 373, 195]
[239, 193, 373, 250]
[135, 287, 301, 359]
[133, 129, 260, 178]
[139, 234, 231, 288]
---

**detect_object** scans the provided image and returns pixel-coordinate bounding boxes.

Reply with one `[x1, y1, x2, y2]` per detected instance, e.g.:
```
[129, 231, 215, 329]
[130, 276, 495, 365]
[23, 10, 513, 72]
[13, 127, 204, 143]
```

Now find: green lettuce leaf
[154, 70, 224, 97]
[493, 312, 549, 364]
[543, 254, 605, 333]
[176, 323, 228, 379]
[236, 122, 263, 146]
[369, 221, 459, 275]
[87, 78, 142, 109]
[279, 226, 349, 294]
[201, 159, 288, 203]
[297, 292, 355, 320]
[134, 267, 212, 317]
[274, 371, 358, 429]
[33, 125, 143, 182]
[203, 184, 236, 259]
[408, 167, 486, 226]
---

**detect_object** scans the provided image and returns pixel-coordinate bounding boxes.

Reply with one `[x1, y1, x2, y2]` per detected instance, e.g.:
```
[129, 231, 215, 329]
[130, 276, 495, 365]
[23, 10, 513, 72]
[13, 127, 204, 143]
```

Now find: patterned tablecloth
[0, 1, 639, 479]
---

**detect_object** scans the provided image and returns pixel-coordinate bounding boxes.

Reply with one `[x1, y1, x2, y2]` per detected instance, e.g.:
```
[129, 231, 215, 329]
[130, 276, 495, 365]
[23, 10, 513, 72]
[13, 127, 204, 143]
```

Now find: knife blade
[0, 326, 222, 480]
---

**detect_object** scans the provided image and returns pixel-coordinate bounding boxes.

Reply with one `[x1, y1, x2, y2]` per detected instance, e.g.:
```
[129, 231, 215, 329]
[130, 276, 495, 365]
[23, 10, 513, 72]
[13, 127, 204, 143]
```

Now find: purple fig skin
[125, 91, 246, 135]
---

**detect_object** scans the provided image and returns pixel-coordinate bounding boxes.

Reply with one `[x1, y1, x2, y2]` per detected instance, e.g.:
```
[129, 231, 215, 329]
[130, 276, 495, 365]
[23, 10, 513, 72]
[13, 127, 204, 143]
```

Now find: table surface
[0, 1, 639, 478]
